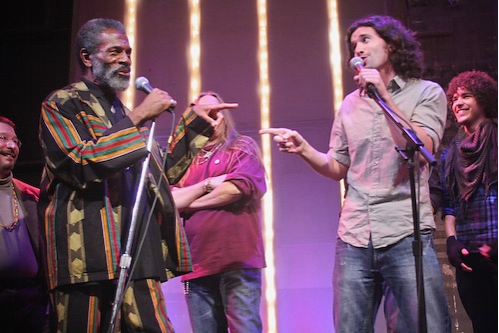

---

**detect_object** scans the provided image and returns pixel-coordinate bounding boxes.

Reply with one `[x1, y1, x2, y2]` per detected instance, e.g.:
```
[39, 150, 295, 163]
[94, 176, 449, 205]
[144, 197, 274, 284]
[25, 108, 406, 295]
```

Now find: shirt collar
[387, 75, 406, 93]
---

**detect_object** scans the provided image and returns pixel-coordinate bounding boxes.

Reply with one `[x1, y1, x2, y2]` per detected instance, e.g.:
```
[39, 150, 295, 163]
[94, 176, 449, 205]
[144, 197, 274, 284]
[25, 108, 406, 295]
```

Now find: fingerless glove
[446, 236, 465, 268]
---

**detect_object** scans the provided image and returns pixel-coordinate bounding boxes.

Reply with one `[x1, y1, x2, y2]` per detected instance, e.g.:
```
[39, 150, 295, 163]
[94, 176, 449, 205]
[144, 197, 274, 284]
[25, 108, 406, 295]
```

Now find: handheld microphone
[135, 76, 154, 94]
[349, 56, 365, 73]
[135, 76, 177, 112]
[349, 57, 378, 97]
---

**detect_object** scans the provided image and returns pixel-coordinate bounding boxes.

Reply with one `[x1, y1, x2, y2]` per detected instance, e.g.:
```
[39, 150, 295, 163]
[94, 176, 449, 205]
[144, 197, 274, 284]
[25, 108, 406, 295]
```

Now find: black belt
[420, 228, 433, 235]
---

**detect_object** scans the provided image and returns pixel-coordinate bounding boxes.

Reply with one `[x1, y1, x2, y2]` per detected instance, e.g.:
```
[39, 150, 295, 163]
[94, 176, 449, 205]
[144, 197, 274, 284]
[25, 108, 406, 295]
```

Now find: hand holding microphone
[129, 77, 176, 126]
[349, 57, 382, 98]
[135, 77, 177, 112]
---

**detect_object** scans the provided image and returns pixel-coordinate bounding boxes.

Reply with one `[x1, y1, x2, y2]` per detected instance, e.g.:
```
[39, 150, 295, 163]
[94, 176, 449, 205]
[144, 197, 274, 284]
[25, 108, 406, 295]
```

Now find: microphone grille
[135, 76, 149, 90]
[349, 57, 364, 70]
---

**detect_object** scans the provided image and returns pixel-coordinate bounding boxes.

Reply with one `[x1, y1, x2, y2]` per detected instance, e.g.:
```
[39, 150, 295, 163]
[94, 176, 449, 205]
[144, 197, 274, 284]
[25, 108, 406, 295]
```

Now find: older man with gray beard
[39, 18, 237, 333]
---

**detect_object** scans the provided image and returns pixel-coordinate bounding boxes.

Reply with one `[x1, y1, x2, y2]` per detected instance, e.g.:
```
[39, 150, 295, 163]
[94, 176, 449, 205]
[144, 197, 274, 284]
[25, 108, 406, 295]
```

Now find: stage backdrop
[63, 0, 495, 332]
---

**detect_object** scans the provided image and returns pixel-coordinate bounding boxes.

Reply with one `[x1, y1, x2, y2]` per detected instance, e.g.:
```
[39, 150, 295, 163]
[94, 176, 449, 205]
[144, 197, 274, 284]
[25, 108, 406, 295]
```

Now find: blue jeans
[333, 233, 451, 333]
[184, 268, 262, 333]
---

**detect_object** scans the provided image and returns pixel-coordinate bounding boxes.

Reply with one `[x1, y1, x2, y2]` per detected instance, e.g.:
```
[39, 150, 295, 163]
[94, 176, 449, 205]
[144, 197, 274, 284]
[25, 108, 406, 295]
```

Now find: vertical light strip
[257, 1, 277, 332]
[188, 0, 201, 103]
[327, 0, 345, 202]
[124, 0, 137, 108]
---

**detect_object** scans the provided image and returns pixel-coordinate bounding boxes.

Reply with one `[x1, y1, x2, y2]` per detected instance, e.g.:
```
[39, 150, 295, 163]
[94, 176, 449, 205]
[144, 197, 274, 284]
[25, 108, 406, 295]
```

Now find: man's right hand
[129, 88, 175, 126]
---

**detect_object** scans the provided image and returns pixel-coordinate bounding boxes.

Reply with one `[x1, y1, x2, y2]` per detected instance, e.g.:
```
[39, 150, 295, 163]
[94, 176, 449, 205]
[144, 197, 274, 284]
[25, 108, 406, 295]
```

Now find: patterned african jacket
[39, 80, 212, 290]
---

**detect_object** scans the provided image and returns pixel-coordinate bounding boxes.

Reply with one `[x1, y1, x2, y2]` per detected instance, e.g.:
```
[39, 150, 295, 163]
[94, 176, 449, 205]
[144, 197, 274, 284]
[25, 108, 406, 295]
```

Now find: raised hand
[192, 103, 239, 127]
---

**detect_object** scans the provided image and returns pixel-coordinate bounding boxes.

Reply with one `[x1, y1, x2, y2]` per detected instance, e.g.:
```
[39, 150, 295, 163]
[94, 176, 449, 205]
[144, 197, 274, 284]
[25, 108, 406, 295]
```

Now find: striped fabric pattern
[39, 81, 212, 289]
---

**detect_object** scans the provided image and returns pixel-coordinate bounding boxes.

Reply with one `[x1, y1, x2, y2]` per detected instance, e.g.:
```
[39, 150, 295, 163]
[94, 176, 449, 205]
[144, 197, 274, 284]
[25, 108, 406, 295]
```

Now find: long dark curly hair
[346, 15, 423, 80]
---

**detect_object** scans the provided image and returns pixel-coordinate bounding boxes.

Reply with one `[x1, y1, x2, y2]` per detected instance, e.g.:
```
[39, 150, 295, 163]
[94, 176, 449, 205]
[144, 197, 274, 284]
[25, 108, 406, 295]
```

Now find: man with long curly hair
[261, 15, 451, 332]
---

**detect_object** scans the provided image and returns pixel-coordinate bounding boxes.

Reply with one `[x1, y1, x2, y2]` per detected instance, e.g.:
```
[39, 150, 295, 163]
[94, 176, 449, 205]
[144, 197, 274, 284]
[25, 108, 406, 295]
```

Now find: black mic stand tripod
[107, 78, 176, 333]
[107, 120, 158, 333]
[365, 85, 436, 333]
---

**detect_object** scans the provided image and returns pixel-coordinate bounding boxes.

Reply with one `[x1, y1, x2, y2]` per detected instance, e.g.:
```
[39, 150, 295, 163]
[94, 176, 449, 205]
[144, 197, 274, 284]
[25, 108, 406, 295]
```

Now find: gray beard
[92, 60, 130, 91]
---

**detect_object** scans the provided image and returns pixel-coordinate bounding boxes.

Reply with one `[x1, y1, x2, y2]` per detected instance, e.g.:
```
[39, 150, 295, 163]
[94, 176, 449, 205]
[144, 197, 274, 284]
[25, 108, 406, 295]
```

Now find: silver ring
[170, 98, 177, 107]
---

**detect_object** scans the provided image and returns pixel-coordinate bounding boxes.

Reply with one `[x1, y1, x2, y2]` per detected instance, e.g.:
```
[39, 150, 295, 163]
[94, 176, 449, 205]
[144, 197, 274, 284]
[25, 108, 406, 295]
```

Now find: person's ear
[80, 48, 92, 68]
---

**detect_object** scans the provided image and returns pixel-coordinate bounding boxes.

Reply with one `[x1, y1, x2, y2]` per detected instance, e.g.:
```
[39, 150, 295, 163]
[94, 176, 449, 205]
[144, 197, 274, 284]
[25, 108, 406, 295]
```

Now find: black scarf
[445, 118, 498, 202]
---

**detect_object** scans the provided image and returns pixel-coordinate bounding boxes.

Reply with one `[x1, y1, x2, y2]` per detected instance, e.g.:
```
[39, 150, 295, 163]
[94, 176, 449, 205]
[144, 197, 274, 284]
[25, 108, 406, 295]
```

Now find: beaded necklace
[195, 142, 222, 165]
[0, 183, 19, 231]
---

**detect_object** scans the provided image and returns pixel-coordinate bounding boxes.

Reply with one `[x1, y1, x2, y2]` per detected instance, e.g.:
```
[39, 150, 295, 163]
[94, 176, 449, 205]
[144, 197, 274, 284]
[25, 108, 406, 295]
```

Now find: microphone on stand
[135, 76, 177, 112]
[349, 57, 378, 98]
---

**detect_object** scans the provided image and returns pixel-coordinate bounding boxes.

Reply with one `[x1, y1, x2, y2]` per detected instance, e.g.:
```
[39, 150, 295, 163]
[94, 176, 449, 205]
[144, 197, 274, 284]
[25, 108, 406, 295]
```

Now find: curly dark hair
[346, 15, 423, 80]
[75, 18, 127, 71]
[446, 70, 498, 118]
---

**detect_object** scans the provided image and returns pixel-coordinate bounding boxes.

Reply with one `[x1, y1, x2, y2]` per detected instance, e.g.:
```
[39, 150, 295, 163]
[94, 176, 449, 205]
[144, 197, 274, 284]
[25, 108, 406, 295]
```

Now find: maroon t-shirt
[178, 136, 267, 281]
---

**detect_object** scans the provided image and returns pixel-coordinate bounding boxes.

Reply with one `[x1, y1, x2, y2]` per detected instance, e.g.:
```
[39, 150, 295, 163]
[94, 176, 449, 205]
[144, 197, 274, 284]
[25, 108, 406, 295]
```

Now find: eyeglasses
[0, 135, 22, 148]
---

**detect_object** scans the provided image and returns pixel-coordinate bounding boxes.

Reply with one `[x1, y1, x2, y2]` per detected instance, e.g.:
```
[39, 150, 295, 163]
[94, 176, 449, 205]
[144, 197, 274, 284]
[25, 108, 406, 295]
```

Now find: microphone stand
[108, 121, 157, 333]
[365, 86, 435, 333]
